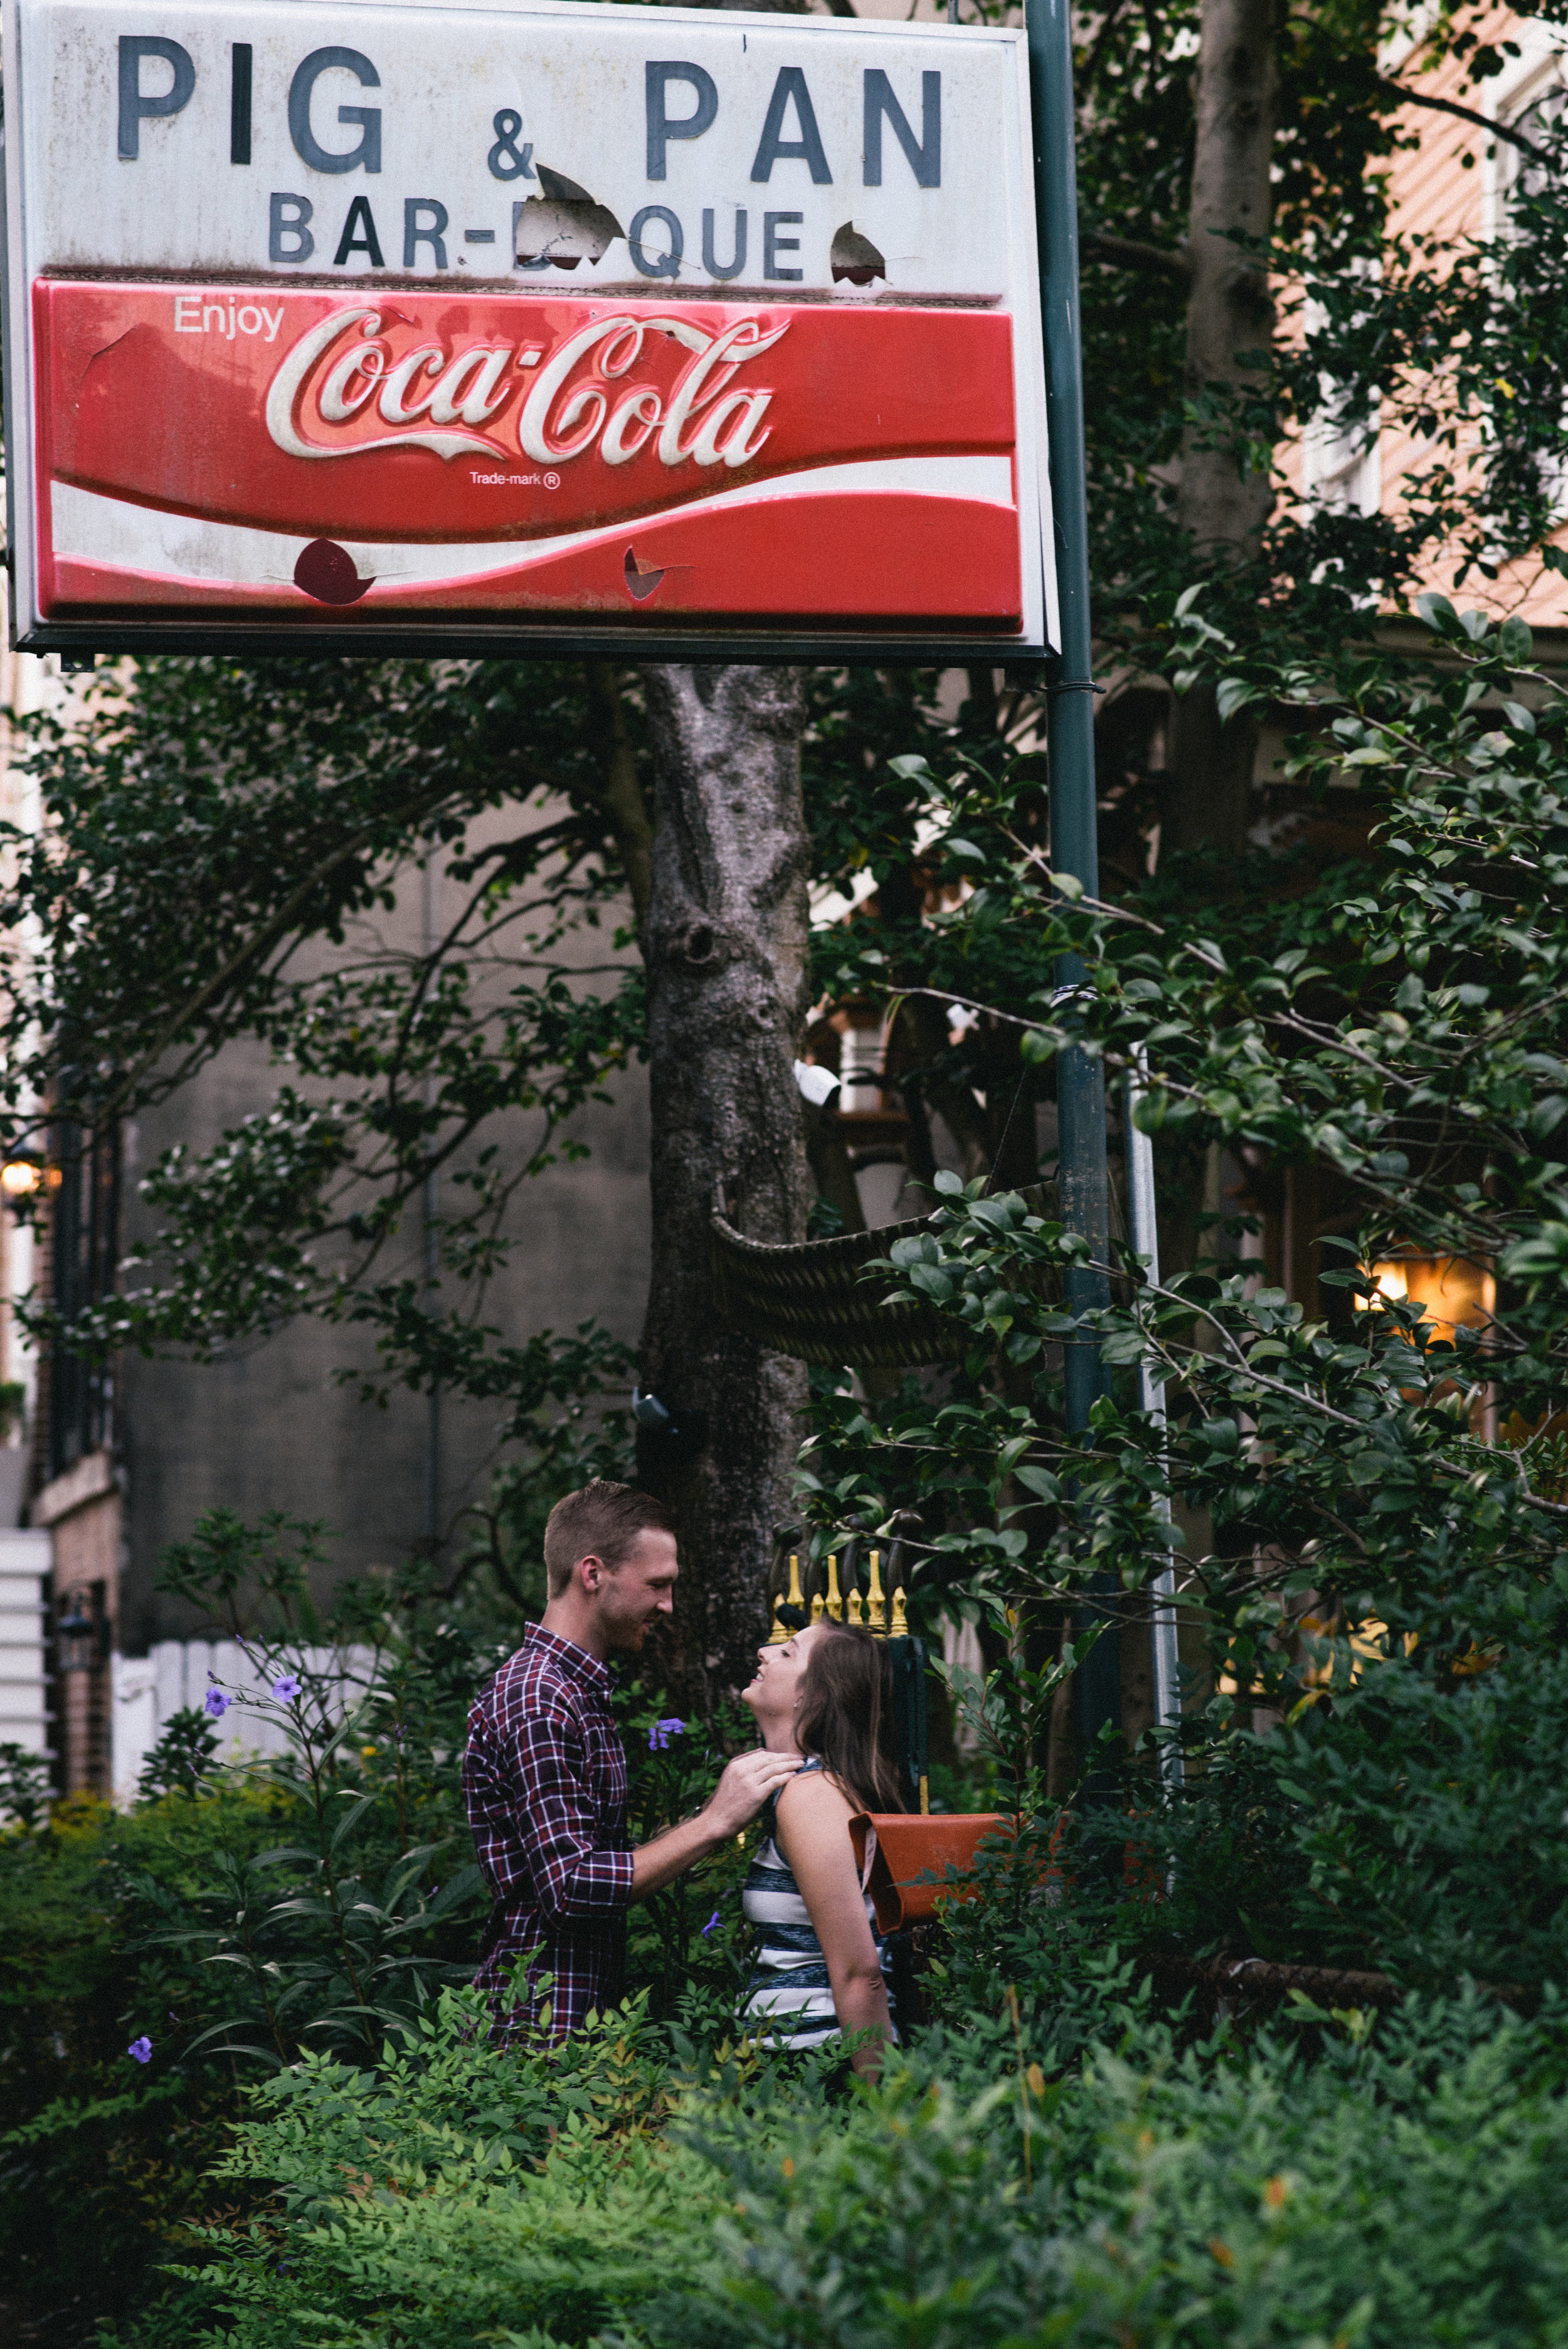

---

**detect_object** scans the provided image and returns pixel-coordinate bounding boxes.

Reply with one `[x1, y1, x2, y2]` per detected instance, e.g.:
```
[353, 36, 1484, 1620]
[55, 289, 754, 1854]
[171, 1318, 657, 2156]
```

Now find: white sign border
[1, 0, 1058, 662]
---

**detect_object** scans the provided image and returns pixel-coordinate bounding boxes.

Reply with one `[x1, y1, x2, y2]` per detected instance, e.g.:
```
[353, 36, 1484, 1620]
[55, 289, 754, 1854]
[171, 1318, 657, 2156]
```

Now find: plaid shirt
[464, 1624, 633, 2042]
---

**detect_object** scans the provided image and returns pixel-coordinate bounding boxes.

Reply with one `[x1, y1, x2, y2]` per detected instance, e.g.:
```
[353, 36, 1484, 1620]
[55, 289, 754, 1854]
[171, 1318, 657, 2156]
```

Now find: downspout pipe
[1027, 0, 1120, 1776]
[1125, 1051, 1185, 1793]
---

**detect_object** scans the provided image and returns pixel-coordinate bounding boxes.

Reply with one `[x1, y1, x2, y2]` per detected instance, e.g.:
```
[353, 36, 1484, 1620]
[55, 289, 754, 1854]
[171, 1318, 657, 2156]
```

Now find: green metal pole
[1027, 0, 1120, 1767]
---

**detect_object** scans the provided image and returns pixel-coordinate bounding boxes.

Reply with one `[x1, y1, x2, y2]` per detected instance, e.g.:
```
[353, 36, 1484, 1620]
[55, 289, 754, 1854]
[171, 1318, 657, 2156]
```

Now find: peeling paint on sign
[3, 0, 1057, 654]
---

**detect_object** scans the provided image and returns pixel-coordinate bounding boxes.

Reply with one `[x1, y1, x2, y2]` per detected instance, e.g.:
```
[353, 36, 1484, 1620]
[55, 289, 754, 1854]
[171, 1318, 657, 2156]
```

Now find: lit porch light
[1353, 1253, 1494, 1345]
[0, 1157, 44, 1199]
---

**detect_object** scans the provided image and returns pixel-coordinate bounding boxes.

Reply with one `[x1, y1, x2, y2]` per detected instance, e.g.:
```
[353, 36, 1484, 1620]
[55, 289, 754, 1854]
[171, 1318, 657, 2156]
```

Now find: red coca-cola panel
[32, 280, 1024, 628]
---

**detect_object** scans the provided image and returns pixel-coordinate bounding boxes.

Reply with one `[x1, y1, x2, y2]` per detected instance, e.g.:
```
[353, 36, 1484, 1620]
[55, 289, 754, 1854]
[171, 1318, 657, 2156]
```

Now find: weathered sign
[2, 0, 1057, 655]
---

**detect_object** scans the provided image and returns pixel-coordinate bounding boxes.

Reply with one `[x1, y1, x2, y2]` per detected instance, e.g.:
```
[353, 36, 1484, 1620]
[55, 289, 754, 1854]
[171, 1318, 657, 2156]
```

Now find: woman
[738, 1618, 908, 2074]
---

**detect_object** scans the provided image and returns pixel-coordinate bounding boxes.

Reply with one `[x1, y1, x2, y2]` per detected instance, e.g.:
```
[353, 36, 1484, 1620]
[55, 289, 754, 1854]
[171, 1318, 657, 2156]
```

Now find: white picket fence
[113, 1639, 378, 1802]
[0, 1530, 50, 1756]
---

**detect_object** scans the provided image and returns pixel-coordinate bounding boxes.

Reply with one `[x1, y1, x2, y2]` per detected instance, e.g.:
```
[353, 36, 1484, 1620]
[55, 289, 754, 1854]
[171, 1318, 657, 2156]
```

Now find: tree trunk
[1166, 0, 1277, 856]
[878, 865, 994, 1182]
[636, 664, 813, 1707]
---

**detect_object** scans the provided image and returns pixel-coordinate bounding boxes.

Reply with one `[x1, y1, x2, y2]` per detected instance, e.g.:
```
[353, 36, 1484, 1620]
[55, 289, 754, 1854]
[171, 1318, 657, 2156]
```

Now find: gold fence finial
[768, 1553, 805, 1643]
[825, 1553, 843, 1622]
[890, 1585, 909, 1638]
[847, 1586, 864, 1626]
[867, 1549, 887, 1636]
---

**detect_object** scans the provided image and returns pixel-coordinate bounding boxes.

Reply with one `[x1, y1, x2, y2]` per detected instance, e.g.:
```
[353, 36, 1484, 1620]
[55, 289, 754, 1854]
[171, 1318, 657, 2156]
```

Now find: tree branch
[1374, 72, 1552, 167]
[1083, 0, 1133, 93]
[1080, 226, 1192, 284]
[87, 782, 470, 1130]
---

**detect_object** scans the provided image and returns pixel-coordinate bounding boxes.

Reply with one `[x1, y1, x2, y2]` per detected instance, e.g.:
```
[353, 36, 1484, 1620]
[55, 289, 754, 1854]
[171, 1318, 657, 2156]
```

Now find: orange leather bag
[847, 1811, 1010, 1932]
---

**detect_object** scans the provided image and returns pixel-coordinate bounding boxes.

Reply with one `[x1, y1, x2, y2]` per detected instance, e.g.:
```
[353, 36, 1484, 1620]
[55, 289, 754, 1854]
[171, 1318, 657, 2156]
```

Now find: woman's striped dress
[741, 1758, 899, 2049]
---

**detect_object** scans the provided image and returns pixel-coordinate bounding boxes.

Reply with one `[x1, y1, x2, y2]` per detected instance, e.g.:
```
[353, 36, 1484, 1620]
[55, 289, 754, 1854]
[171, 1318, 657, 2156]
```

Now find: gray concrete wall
[117, 816, 650, 1653]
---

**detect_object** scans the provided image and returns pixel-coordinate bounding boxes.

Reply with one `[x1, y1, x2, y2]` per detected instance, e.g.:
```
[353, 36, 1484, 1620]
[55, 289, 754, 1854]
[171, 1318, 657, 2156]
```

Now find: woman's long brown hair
[795, 1623, 909, 1814]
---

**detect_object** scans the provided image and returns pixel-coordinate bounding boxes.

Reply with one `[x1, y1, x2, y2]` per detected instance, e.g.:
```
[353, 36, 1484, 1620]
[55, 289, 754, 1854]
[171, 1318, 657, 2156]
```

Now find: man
[464, 1478, 799, 2041]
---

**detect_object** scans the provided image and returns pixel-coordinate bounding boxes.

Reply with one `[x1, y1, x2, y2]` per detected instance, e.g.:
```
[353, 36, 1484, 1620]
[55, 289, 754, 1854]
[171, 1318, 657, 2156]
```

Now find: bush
[0, 1783, 302, 2338]
[143, 1976, 1568, 2349]
[0, 1511, 767, 2343]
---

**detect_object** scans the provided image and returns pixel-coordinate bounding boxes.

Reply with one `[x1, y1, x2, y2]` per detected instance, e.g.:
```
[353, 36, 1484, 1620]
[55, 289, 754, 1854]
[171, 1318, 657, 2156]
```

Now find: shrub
[144, 1978, 1568, 2349]
[0, 1511, 768, 2342]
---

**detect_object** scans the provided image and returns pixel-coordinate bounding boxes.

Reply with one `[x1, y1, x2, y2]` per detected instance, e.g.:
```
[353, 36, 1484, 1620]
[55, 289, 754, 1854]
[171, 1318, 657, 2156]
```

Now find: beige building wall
[1296, 9, 1568, 629]
[0, 615, 652, 1672]
[114, 818, 652, 1653]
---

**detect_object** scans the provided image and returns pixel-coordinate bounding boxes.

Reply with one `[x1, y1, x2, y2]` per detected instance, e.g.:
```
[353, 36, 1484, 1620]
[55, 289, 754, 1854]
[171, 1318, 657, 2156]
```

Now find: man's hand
[703, 1747, 803, 1839]
[628, 1746, 802, 1904]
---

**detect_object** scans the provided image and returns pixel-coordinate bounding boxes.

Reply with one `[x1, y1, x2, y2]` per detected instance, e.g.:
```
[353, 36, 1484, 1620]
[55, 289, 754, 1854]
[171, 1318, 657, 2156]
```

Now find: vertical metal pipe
[1028, 0, 1110, 1424]
[1125, 1052, 1184, 1793]
[1028, 0, 1118, 1760]
[421, 853, 440, 1553]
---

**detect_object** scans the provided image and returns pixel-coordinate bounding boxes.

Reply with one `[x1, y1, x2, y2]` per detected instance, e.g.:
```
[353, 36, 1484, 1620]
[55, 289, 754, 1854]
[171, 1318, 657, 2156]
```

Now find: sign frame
[1, 0, 1059, 662]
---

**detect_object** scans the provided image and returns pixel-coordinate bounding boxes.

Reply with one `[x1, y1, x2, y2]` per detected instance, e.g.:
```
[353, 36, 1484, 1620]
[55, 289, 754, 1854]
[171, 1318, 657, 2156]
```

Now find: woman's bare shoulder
[775, 1766, 857, 1825]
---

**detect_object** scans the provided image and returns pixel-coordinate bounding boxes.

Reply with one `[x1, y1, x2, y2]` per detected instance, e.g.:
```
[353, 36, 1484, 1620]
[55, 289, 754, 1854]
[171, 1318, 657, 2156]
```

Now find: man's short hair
[543, 1480, 676, 1598]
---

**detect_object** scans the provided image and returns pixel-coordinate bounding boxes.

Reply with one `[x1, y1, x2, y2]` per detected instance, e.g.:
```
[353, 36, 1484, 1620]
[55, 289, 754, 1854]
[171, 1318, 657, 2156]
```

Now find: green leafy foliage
[8, 11, 1568, 2344]
[0, 1782, 304, 2338]
[116, 1975, 1568, 2349]
[796, 603, 1568, 2008]
[0, 654, 647, 1409]
[0, 1739, 53, 1827]
[0, 1503, 766, 2341]
[134, 1710, 222, 1806]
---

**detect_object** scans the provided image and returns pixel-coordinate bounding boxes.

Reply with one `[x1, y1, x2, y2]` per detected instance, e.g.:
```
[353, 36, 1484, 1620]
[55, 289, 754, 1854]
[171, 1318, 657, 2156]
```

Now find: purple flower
[648, 1717, 686, 1752]
[203, 1687, 232, 1719]
[127, 2036, 152, 2064]
[271, 1674, 302, 1704]
[701, 1909, 721, 1937]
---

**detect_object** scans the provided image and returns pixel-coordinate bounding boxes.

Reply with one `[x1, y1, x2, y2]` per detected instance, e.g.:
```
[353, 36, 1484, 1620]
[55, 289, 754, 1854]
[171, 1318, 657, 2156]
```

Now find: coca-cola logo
[265, 305, 788, 472]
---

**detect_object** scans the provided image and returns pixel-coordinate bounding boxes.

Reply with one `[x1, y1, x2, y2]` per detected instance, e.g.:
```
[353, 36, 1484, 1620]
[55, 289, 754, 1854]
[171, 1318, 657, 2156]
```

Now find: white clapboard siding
[0, 1530, 51, 1754]
[114, 1640, 379, 1802]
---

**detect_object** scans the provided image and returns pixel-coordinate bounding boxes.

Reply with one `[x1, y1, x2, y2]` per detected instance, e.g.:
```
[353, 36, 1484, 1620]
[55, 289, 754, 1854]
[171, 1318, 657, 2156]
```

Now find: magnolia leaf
[1015, 1466, 1060, 1501]
[888, 1235, 937, 1268]
[907, 1265, 955, 1302]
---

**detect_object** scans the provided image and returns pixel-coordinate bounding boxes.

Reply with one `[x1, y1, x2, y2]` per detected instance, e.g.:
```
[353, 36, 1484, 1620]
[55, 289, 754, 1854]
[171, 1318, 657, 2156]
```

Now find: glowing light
[0, 1159, 42, 1199]
[1355, 1254, 1494, 1345]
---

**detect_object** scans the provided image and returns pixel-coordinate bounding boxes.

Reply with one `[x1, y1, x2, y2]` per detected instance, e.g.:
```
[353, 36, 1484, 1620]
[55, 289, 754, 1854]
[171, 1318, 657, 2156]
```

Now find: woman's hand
[775, 1769, 893, 2078]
